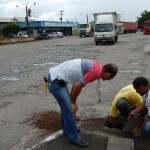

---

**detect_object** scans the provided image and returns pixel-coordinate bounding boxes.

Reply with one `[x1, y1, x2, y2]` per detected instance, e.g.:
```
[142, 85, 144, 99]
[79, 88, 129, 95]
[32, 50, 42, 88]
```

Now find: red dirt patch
[31, 111, 61, 133]
[30, 111, 107, 137]
[31, 111, 80, 137]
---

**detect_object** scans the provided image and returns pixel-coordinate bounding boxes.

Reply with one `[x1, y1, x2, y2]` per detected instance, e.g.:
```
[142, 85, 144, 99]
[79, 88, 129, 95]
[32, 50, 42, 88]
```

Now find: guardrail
[0, 37, 35, 44]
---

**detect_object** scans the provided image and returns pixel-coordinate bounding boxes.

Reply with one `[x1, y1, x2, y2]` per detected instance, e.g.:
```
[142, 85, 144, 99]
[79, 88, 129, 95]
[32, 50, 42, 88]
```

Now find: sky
[0, 0, 150, 23]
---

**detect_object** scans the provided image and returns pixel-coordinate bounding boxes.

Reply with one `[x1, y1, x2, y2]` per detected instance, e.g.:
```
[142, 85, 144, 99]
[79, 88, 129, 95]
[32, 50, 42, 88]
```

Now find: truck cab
[78, 23, 93, 37]
[143, 20, 150, 35]
[118, 23, 124, 34]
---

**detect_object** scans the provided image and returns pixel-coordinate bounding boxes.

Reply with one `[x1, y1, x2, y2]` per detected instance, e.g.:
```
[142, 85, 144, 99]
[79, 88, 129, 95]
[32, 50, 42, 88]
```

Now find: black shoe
[77, 126, 80, 132]
[63, 133, 67, 136]
[72, 139, 89, 148]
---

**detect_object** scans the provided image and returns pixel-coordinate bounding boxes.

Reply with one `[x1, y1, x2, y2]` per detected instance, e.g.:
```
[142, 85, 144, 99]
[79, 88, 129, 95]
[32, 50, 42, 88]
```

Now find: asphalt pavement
[26, 119, 150, 150]
[0, 33, 150, 150]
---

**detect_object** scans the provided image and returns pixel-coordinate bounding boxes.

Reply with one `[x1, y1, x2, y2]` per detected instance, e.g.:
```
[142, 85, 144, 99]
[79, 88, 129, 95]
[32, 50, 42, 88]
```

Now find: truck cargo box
[118, 22, 138, 34]
[93, 12, 118, 45]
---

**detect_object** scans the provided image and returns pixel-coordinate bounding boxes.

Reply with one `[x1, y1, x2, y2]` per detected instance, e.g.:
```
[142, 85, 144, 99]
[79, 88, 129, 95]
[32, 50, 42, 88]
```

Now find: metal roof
[0, 17, 12, 22]
[0, 17, 78, 28]
[0, 17, 36, 23]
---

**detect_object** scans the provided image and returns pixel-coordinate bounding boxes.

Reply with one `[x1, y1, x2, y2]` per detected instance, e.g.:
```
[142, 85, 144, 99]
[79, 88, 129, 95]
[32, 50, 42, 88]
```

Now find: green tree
[2, 22, 20, 37]
[137, 10, 150, 25]
[0, 27, 3, 37]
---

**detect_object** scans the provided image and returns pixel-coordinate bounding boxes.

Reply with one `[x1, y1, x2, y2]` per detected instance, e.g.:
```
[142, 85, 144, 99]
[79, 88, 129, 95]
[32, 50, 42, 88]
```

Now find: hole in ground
[104, 116, 125, 130]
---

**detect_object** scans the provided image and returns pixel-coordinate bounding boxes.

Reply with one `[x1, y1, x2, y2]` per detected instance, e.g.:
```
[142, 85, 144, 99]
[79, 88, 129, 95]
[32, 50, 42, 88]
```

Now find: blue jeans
[145, 121, 150, 136]
[47, 74, 80, 143]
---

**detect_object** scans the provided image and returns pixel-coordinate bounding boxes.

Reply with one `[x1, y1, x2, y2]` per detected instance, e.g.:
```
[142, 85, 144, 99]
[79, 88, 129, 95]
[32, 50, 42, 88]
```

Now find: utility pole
[60, 10, 64, 22]
[118, 14, 122, 22]
[26, 5, 29, 36]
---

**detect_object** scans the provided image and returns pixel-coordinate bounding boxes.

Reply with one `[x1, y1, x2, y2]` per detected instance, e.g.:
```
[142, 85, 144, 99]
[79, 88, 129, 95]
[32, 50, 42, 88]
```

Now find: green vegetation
[1, 22, 20, 37]
[72, 27, 79, 36]
[0, 27, 3, 38]
[137, 10, 150, 25]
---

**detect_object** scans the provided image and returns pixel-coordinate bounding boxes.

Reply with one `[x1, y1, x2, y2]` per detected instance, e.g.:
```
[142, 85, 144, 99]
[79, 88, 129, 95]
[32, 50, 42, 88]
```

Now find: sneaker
[72, 139, 89, 148]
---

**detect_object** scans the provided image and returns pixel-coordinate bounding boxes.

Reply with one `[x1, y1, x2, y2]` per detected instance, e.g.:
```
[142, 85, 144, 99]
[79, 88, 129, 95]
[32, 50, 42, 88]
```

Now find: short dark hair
[116, 97, 129, 111]
[104, 63, 118, 77]
[133, 76, 149, 89]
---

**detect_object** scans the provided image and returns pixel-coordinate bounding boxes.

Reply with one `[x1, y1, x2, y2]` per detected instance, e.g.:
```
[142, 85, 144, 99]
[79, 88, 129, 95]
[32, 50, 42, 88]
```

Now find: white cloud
[38, 12, 59, 21]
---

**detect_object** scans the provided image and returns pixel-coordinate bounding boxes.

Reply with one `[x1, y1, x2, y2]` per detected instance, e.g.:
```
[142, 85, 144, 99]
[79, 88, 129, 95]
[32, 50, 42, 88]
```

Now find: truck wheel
[115, 36, 118, 42]
[95, 41, 98, 45]
[112, 40, 115, 45]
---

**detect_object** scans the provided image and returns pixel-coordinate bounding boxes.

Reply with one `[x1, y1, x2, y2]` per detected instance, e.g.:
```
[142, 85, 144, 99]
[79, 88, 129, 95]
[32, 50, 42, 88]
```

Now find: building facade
[0, 17, 78, 36]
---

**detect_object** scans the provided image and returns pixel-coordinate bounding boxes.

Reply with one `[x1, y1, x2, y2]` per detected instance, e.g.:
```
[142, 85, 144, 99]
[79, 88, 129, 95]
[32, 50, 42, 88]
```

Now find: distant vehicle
[118, 22, 138, 34]
[17, 33, 28, 37]
[9, 33, 17, 37]
[35, 33, 51, 40]
[78, 22, 94, 37]
[47, 32, 63, 38]
[93, 12, 118, 45]
[143, 20, 150, 35]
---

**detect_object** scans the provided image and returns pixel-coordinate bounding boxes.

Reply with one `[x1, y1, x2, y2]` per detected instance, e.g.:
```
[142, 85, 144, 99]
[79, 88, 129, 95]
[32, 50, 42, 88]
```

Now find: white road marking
[26, 130, 63, 150]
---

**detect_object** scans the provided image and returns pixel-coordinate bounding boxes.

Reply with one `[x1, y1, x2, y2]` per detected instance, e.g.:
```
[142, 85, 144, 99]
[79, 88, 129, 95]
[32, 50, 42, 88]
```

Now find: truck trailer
[143, 20, 150, 35]
[118, 22, 138, 34]
[93, 12, 118, 45]
[78, 22, 94, 37]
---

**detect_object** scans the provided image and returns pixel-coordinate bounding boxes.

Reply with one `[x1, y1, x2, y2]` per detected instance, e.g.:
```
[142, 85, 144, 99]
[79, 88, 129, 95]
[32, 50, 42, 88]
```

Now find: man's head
[133, 76, 149, 96]
[101, 63, 118, 80]
[116, 97, 129, 112]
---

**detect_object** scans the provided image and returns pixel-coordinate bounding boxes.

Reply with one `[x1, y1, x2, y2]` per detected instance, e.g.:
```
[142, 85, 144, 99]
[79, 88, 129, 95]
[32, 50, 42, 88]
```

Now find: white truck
[78, 22, 93, 37]
[93, 12, 118, 45]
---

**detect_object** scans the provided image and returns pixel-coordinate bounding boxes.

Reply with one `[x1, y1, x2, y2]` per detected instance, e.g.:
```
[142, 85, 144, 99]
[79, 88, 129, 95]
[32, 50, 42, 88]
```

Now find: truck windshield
[95, 23, 113, 32]
[79, 24, 89, 28]
[143, 22, 150, 26]
[118, 25, 123, 29]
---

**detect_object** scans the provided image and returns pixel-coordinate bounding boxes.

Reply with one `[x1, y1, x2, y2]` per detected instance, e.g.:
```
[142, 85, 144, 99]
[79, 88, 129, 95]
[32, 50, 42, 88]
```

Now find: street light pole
[87, 14, 88, 24]
[16, 3, 36, 37]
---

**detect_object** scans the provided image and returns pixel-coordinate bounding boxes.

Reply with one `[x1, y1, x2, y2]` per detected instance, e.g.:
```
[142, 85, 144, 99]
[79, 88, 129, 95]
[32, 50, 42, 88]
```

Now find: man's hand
[128, 103, 146, 120]
[132, 128, 142, 136]
[128, 111, 137, 120]
[71, 103, 78, 115]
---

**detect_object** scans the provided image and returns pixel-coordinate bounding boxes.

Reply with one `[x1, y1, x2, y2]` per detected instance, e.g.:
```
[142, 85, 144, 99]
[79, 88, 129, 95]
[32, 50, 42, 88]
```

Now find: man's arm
[129, 103, 146, 120]
[132, 111, 145, 136]
[110, 116, 117, 128]
[70, 80, 83, 115]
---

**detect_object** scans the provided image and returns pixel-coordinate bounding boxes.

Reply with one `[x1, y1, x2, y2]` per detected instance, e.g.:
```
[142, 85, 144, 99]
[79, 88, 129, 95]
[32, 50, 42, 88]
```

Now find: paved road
[0, 33, 150, 150]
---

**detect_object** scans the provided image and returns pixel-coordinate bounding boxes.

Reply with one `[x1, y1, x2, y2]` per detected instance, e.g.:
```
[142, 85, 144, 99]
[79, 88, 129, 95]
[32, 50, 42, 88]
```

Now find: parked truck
[78, 22, 94, 37]
[143, 20, 150, 35]
[118, 22, 138, 34]
[93, 12, 118, 45]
